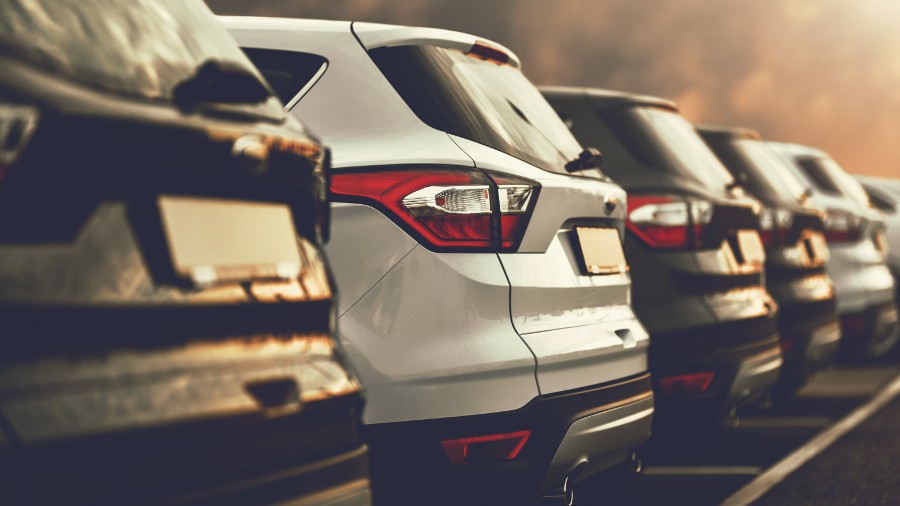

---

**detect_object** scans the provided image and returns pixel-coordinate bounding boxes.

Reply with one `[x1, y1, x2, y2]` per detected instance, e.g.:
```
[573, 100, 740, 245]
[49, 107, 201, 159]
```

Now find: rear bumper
[776, 299, 841, 388]
[1, 443, 371, 506]
[364, 373, 653, 505]
[651, 316, 782, 418]
[839, 301, 899, 357]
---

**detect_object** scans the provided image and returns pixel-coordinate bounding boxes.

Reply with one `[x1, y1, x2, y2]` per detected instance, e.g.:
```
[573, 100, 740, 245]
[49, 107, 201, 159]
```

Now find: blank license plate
[158, 196, 302, 285]
[576, 227, 627, 275]
[736, 229, 765, 265]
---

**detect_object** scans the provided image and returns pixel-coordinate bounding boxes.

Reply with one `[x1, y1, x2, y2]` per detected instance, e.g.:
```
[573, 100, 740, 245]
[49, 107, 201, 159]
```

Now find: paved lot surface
[575, 357, 900, 505]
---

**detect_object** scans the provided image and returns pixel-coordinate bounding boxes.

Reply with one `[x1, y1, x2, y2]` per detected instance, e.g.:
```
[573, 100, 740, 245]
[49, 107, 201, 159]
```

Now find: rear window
[732, 139, 808, 202]
[797, 156, 871, 208]
[0, 0, 274, 108]
[627, 107, 735, 190]
[370, 45, 584, 174]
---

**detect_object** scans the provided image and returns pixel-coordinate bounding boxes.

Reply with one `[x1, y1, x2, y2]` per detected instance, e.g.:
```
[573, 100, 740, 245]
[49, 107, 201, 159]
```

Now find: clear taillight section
[759, 207, 793, 247]
[0, 103, 39, 182]
[330, 168, 536, 251]
[822, 209, 862, 243]
[626, 195, 712, 249]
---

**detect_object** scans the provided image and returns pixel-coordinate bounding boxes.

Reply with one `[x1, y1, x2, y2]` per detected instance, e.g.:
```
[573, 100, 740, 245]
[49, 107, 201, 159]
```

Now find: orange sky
[208, 0, 900, 179]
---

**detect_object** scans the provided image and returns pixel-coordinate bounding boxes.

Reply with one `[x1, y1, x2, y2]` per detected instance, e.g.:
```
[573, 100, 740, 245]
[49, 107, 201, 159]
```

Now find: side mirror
[565, 147, 603, 173]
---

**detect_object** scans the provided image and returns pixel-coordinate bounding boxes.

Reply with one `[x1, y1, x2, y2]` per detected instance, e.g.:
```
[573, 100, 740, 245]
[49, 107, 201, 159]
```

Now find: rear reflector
[441, 430, 531, 465]
[780, 337, 796, 356]
[657, 372, 715, 395]
[841, 313, 868, 335]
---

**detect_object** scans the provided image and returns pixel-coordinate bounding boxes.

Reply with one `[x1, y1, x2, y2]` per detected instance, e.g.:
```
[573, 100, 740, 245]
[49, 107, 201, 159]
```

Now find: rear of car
[0, 2, 369, 505]
[856, 175, 900, 284]
[770, 143, 898, 358]
[700, 127, 840, 393]
[226, 17, 652, 505]
[543, 87, 782, 423]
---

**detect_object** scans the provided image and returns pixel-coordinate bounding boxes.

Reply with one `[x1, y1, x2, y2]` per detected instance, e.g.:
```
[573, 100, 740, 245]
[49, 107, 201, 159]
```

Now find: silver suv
[771, 142, 898, 358]
[226, 17, 653, 505]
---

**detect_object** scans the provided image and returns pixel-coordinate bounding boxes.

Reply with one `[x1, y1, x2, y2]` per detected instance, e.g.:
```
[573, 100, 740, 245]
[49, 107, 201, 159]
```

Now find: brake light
[759, 208, 793, 247]
[822, 209, 861, 243]
[441, 430, 531, 465]
[626, 195, 712, 249]
[467, 42, 511, 65]
[330, 168, 535, 251]
[0, 104, 39, 182]
[657, 372, 716, 395]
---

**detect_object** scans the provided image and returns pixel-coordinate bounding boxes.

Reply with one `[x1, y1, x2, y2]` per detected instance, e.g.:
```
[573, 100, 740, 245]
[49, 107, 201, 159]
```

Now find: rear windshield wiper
[173, 59, 271, 108]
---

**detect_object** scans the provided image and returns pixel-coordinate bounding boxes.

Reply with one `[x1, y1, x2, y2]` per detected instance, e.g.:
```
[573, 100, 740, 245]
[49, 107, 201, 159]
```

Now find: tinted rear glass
[732, 139, 808, 202]
[242, 48, 328, 105]
[797, 156, 871, 208]
[370, 45, 583, 174]
[0, 0, 271, 106]
[630, 107, 735, 189]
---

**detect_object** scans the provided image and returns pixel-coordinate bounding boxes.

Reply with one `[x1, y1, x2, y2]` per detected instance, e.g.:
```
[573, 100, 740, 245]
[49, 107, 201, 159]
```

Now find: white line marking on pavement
[731, 416, 832, 429]
[721, 372, 900, 506]
[643, 466, 762, 476]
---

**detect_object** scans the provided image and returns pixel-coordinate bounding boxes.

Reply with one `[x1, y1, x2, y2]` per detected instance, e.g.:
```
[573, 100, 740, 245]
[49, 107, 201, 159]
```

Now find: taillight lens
[441, 430, 531, 465]
[330, 168, 535, 251]
[759, 208, 793, 247]
[626, 195, 712, 249]
[0, 103, 39, 182]
[822, 209, 862, 243]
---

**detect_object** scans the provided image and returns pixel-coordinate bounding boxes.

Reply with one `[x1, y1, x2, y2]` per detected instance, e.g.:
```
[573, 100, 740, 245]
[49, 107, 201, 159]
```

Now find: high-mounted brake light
[822, 209, 861, 243]
[441, 430, 531, 465]
[466, 42, 511, 65]
[0, 104, 39, 182]
[626, 195, 712, 249]
[759, 208, 793, 247]
[330, 168, 535, 251]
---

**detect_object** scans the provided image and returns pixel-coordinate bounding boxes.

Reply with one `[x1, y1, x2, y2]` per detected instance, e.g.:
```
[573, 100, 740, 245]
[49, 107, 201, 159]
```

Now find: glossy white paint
[224, 19, 651, 454]
[338, 245, 538, 424]
[325, 204, 418, 316]
[223, 17, 473, 169]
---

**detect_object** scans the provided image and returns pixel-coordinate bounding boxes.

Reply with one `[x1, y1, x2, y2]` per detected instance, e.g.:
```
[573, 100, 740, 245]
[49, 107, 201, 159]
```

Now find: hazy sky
[207, 0, 900, 178]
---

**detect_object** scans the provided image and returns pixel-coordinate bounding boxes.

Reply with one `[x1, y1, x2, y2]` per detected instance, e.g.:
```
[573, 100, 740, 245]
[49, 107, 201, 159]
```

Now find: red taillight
[759, 208, 793, 247]
[441, 430, 531, 465]
[0, 104, 39, 182]
[823, 209, 862, 243]
[626, 195, 712, 249]
[330, 168, 535, 251]
[780, 337, 796, 356]
[657, 372, 716, 395]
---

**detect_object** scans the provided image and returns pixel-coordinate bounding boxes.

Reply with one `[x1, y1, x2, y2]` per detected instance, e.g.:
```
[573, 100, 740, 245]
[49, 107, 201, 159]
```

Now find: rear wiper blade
[172, 59, 271, 108]
[565, 147, 604, 173]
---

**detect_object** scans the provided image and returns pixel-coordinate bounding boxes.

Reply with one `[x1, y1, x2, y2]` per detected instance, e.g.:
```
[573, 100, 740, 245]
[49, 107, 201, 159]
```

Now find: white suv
[225, 17, 653, 505]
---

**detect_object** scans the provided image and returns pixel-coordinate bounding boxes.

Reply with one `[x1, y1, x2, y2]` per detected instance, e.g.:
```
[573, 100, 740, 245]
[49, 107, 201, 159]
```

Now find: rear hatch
[699, 130, 836, 333]
[543, 89, 775, 339]
[0, 2, 362, 503]
[359, 31, 649, 396]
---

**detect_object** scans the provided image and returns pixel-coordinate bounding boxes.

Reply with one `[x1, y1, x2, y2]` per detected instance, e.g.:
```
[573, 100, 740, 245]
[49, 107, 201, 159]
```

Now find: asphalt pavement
[575, 357, 900, 506]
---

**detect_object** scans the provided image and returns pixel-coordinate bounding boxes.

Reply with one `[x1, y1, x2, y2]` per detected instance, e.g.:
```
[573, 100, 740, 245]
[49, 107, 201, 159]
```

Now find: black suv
[700, 126, 840, 394]
[543, 87, 782, 424]
[0, 1, 369, 504]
